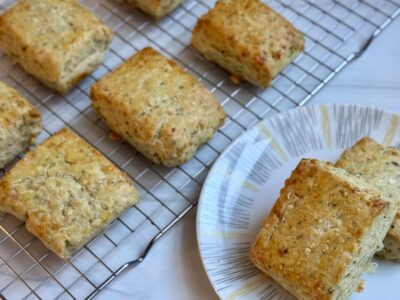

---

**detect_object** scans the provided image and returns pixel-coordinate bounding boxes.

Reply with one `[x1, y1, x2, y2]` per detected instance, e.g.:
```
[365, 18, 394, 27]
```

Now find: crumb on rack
[229, 74, 242, 84]
[108, 130, 123, 141]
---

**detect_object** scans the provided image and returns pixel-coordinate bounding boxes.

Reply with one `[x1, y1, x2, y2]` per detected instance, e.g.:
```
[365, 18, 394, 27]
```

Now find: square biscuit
[192, 0, 304, 88]
[0, 0, 114, 94]
[123, 0, 184, 18]
[0, 128, 140, 259]
[90, 47, 225, 167]
[250, 159, 396, 300]
[0, 81, 42, 168]
[335, 137, 400, 261]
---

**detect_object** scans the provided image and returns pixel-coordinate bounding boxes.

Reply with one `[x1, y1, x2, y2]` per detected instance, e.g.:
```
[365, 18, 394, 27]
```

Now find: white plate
[197, 104, 400, 300]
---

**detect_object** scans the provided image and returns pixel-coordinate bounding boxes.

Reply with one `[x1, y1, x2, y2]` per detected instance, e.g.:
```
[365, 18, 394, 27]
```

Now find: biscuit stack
[251, 138, 400, 300]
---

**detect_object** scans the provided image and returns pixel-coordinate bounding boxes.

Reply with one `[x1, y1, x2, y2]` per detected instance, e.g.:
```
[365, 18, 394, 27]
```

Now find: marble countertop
[98, 15, 400, 300]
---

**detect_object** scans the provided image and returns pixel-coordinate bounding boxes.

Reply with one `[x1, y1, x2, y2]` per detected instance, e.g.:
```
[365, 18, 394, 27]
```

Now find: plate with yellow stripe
[197, 104, 400, 300]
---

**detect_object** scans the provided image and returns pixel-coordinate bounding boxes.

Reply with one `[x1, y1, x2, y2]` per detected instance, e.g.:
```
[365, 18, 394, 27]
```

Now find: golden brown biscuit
[123, 0, 184, 18]
[250, 159, 396, 300]
[90, 47, 225, 167]
[0, 81, 42, 168]
[0, 128, 140, 259]
[192, 0, 304, 88]
[336, 137, 400, 261]
[0, 0, 114, 93]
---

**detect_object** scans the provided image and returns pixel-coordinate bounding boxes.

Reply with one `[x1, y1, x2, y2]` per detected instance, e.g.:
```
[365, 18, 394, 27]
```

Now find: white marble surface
[97, 17, 400, 300]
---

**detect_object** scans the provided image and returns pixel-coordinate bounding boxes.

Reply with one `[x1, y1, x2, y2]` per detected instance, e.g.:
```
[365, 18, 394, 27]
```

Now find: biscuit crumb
[108, 131, 122, 141]
[229, 74, 242, 84]
[356, 281, 364, 293]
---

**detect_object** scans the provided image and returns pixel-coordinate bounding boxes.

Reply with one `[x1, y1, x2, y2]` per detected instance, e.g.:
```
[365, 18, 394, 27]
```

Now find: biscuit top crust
[193, 0, 304, 78]
[336, 137, 400, 240]
[0, 0, 113, 77]
[0, 128, 139, 258]
[0, 81, 41, 130]
[336, 137, 400, 200]
[251, 159, 390, 299]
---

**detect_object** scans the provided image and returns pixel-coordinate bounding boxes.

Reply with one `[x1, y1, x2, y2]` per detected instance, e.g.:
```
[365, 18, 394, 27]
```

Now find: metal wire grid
[0, 0, 398, 298]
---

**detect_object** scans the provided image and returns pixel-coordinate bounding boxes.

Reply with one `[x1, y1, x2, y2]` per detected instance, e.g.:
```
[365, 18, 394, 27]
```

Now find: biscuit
[0, 128, 140, 259]
[123, 0, 184, 18]
[335, 137, 400, 261]
[250, 159, 396, 300]
[90, 47, 225, 167]
[192, 0, 304, 88]
[0, 0, 114, 94]
[0, 81, 42, 168]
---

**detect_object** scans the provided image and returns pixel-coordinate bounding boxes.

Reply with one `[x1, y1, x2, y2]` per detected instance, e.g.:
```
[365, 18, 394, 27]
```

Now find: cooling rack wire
[0, 0, 398, 299]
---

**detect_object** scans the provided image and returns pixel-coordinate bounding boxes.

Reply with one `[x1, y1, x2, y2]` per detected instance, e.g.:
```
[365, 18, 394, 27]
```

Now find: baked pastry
[90, 47, 225, 167]
[0, 128, 140, 259]
[192, 0, 304, 88]
[335, 137, 400, 261]
[250, 159, 396, 300]
[123, 0, 184, 18]
[0, 81, 42, 168]
[0, 0, 114, 94]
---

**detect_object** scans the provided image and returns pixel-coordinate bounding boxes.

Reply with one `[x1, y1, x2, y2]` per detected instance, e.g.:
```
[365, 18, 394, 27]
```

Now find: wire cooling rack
[0, 0, 398, 299]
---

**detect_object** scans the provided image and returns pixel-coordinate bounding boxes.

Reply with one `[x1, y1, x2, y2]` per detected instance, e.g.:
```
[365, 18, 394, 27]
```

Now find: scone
[250, 159, 396, 300]
[0, 81, 42, 168]
[335, 137, 400, 261]
[90, 47, 225, 167]
[0, 128, 140, 259]
[0, 0, 114, 94]
[192, 0, 304, 88]
[123, 0, 184, 18]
